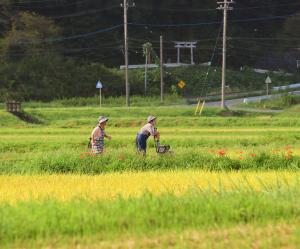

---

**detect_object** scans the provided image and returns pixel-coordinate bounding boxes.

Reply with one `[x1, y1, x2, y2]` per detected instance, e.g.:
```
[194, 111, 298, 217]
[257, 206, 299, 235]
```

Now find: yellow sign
[177, 80, 186, 89]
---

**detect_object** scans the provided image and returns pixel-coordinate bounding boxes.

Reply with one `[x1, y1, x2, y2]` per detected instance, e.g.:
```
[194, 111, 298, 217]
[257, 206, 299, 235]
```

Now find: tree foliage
[0, 1, 300, 101]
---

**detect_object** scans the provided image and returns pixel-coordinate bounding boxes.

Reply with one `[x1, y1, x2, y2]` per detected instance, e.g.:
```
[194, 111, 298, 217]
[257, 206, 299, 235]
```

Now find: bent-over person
[136, 116, 160, 155]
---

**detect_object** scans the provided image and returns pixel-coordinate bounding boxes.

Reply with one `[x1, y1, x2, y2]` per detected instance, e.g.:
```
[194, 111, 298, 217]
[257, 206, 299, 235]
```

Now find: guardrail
[273, 83, 300, 91]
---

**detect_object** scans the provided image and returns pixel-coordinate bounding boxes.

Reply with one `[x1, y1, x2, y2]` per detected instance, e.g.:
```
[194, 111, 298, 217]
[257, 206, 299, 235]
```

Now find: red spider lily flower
[218, 150, 226, 156]
[284, 145, 292, 151]
[285, 154, 293, 160]
[249, 153, 257, 157]
[80, 152, 97, 158]
[239, 156, 244, 160]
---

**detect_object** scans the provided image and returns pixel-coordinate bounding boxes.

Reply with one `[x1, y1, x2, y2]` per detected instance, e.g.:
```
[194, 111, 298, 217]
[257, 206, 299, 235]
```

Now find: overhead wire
[7, 12, 298, 45]
[128, 13, 299, 28]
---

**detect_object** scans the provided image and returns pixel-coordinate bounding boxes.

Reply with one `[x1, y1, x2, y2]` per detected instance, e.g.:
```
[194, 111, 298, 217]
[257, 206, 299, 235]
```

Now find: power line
[51, 5, 121, 19]
[229, 37, 300, 41]
[6, 0, 84, 4]
[135, 2, 300, 12]
[3, 14, 300, 45]
[6, 24, 123, 45]
[5, 0, 90, 6]
[128, 13, 299, 28]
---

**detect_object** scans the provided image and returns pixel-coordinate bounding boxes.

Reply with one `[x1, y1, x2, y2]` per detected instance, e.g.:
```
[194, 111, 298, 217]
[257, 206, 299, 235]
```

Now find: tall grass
[1, 148, 299, 174]
[13, 95, 187, 108]
[1, 187, 300, 247]
[1, 126, 300, 174]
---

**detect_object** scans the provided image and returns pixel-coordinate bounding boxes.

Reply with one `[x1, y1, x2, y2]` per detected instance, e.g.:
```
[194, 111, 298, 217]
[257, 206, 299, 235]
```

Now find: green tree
[0, 11, 61, 61]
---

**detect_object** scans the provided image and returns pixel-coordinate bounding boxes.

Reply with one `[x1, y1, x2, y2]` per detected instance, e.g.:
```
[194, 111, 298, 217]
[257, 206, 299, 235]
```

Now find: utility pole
[121, 0, 135, 107]
[160, 35, 164, 102]
[144, 47, 148, 95]
[217, 0, 234, 109]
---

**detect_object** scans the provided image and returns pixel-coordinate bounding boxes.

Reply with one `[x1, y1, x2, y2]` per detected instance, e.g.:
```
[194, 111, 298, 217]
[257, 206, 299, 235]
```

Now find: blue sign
[96, 81, 103, 89]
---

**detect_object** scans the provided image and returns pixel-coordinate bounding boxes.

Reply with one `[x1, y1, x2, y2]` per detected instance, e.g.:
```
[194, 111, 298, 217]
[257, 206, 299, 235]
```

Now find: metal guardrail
[243, 95, 275, 104]
[243, 91, 300, 104]
[273, 83, 300, 91]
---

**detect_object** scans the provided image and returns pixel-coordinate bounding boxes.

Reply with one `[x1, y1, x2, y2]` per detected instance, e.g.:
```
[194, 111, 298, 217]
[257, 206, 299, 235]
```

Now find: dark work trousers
[136, 133, 149, 154]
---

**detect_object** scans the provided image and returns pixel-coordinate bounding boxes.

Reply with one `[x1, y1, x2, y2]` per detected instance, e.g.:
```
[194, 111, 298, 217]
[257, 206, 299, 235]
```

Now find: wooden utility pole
[144, 47, 148, 95]
[217, 0, 234, 109]
[122, 0, 135, 107]
[143, 42, 152, 95]
[160, 35, 164, 102]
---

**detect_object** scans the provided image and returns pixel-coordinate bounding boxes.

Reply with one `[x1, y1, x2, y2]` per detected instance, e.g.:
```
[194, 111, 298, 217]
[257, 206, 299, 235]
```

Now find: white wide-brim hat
[147, 115, 157, 123]
[98, 116, 109, 124]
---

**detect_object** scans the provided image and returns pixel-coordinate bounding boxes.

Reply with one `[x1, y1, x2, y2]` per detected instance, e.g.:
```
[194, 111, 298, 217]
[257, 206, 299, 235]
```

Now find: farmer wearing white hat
[91, 116, 112, 154]
[136, 115, 160, 155]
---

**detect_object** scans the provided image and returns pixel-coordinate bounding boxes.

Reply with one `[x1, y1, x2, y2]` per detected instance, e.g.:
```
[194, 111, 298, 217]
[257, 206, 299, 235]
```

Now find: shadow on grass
[11, 111, 43, 124]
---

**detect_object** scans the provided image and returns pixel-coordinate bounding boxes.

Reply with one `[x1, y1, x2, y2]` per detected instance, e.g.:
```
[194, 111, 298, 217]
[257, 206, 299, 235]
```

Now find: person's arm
[104, 133, 112, 140]
[149, 125, 159, 138]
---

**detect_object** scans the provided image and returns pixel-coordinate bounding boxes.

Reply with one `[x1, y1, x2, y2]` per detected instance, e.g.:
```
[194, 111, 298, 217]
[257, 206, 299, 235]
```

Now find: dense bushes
[1, 56, 300, 102]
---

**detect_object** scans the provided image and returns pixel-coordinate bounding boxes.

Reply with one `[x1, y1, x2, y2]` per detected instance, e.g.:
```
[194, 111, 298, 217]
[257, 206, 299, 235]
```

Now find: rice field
[1, 171, 300, 203]
[1, 105, 300, 248]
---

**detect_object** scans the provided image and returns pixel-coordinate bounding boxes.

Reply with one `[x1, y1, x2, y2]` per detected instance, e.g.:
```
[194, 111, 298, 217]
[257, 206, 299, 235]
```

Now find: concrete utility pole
[217, 0, 234, 109]
[121, 0, 135, 107]
[160, 35, 164, 102]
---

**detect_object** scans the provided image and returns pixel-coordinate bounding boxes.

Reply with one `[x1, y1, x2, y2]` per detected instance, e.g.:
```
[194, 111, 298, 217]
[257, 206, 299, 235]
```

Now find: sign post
[265, 76, 272, 96]
[96, 80, 103, 108]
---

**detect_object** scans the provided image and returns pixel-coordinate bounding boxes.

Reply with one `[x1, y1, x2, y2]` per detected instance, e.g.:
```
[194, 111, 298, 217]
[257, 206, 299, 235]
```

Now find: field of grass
[1, 104, 300, 248]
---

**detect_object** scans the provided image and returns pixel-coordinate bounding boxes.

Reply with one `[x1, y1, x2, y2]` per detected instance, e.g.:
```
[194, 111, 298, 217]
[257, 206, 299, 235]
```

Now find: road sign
[265, 76, 272, 84]
[96, 81, 103, 89]
[96, 81, 103, 108]
[177, 80, 186, 89]
[265, 76, 271, 96]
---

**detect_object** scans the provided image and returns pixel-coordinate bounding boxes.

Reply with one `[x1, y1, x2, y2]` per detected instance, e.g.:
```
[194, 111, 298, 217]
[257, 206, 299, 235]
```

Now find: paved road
[205, 98, 246, 107]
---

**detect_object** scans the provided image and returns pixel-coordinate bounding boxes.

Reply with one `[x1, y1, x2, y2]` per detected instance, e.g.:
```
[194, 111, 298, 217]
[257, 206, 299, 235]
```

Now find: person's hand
[156, 132, 160, 140]
[107, 135, 112, 141]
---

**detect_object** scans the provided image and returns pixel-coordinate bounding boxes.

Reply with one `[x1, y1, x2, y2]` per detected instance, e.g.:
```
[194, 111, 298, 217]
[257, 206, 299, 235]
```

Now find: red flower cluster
[80, 152, 96, 159]
[284, 145, 292, 151]
[218, 150, 226, 157]
[285, 150, 293, 160]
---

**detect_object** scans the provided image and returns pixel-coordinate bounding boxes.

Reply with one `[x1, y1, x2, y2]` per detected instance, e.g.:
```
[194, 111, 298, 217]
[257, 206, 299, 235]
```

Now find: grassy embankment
[1, 104, 300, 248]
